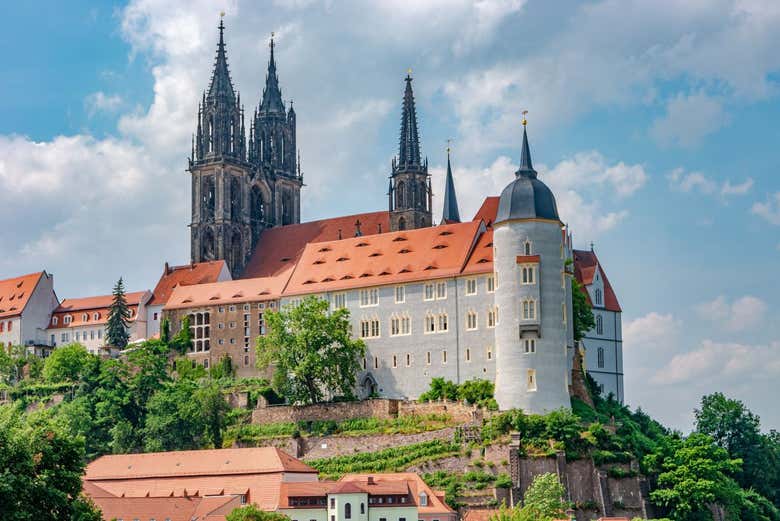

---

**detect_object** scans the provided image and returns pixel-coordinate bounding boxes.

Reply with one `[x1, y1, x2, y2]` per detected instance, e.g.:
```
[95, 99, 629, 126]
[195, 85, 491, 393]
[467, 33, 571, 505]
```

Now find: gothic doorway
[360, 374, 378, 398]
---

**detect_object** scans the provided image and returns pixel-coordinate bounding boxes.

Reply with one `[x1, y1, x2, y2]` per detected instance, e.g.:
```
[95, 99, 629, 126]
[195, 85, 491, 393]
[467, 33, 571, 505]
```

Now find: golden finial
[220, 11, 225, 18]
[522, 110, 528, 127]
[446, 138, 452, 154]
[407, 67, 413, 77]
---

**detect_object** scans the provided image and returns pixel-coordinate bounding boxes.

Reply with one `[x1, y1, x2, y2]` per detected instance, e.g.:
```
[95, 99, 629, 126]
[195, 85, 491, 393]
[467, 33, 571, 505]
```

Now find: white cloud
[649, 92, 727, 148]
[624, 312, 681, 355]
[752, 191, 780, 225]
[695, 295, 768, 332]
[667, 167, 753, 199]
[84, 92, 124, 116]
[651, 339, 780, 385]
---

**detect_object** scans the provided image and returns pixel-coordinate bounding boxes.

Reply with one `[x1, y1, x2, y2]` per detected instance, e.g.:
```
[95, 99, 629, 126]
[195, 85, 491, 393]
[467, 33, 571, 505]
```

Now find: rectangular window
[524, 338, 536, 354]
[598, 347, 605, 368]
[371, 318, 380, 337]
[426, 351, 431, 365]
[562, 303, 567, 325]
[437, 313, 448, 332]
[425, 314, 436, 334]
[436, 281, 447, 299]
[442, 350, 448, 364]
[466, 311, 477, 330]
[333, 292, 347, 309]
[97, 329, 102, 339]
[392, 355, 397, 368]
[487, 346, 493, 360]
[487, 275, 495, 293]
[523, 300, 536, 320]
[465, 348, 471, 362]
[527, 369, 537, 391]
[395, 285, 405, 303]
[218, 306, 224, 313]
[360, 288, 378, 307]
[521, 266, 535, 284]
[401, 316, 410, 335]
[229, 321, 236, 329]
[487, 308, 497, 328]
[391, 316, 400, 336]
[375, 356, 379, 369]
[330, 498, 335, 509]
[466, 278, 477, 295]
[361, 319, 380, 338]
[229, 305, 236, 312]
[424, 283, 435, 301]
[153, 312, 158, 320]
[406, 353, 411, 367]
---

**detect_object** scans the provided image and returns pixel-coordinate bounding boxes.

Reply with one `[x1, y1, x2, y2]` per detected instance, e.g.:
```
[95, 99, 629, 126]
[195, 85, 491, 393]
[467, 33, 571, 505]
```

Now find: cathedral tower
[249, 35, 301, 228]
[388, 72, 432, 231]
[189, 19, 253, 277]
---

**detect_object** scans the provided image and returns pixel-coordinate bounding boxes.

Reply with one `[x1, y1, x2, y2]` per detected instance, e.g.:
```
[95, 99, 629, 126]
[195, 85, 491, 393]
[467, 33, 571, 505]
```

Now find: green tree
[196, 382, 230, 448]
[42, 343, 96, 382]
[571, 277, 595, 342]
[489, 473, 568, 521]
[457, 379, 494, 404]
[105, 277, 131, 348]
[419, 377, 459, 402]
[695, 392, 780, 505]
[143, 379, 206, 452]
[160, 316, 171, 343]
[226, 505, 290, 521]
[646, 433, 743, 520]
[169, 315, 192, 354]
[256, 296, 365, 405]
[0, 406, 102, 521]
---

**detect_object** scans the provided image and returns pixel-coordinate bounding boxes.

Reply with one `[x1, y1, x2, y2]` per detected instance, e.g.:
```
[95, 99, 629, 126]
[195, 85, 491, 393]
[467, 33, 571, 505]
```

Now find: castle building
[573, 249, 623, 403]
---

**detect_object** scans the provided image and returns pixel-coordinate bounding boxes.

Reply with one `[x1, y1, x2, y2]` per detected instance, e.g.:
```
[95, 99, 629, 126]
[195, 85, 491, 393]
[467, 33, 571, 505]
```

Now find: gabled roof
[241, 211, 390, 280]
[339, 473, 455, 515]
[573, 249, 621, 312]
[48, 291, 149, 329]
[283, 220, 483, 295]
[461, 228, 494, 276]
[0, 271, 46, 319]
[86, 495, 237, 521]
[149, 260, 228, 306]
[85, 447, 316, 481]
[164, 275, 287, 310]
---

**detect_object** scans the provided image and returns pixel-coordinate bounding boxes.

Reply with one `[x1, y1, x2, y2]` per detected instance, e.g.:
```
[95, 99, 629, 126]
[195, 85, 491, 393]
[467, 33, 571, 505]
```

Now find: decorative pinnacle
[522, 110, 528, 127]
[446, 138, 452, 154]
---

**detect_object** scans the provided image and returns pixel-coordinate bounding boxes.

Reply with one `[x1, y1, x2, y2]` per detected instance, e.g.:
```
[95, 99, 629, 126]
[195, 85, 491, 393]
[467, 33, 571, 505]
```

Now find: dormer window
[419, 492, 428, 506]
[52, 316, 58, 326]
[524, 240, 532, 255]
[93, 312, 100, 320]
[63, 315, 72, 325]
[82, 313, 88, 322]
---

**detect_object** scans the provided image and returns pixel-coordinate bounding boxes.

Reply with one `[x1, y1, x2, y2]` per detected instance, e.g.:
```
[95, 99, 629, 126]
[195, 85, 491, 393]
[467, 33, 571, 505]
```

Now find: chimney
[354, 219, 362, 237]
[164, 262, 170, 275]
[378, 223, 382, 234]
[338, 228, 342, 240]
[367, 476, 375, 485]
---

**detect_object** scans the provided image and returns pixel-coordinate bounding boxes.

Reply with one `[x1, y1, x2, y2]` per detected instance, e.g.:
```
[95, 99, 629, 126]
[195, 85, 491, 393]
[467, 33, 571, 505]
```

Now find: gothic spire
[398, 71, 421, 168]
[260, 34, 285, 113]
[207, 19, 236, 103]
[441, 146, 461, 223]
[516, 115, 537, 178]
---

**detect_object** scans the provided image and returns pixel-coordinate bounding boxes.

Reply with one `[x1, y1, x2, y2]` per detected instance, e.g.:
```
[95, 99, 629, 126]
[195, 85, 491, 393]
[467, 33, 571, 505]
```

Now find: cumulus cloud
[667, 167, 753, 199]
[752, 191, 780, 225]
[695, 295, 768, 332]
[84, 92, 124, 117]
[649, 92, 727, 148]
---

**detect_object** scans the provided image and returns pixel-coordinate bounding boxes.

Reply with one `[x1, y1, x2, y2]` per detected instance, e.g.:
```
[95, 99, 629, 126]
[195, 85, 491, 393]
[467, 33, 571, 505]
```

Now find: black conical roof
[260, 36, 285, 113]
[398, 73, 421, 168]
[207, 20, 236, 103]
[441, 149, 461, 223]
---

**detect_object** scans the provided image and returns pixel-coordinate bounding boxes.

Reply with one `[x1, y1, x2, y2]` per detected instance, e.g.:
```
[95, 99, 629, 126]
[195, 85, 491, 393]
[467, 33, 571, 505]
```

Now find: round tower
[493, 121, 570, 413]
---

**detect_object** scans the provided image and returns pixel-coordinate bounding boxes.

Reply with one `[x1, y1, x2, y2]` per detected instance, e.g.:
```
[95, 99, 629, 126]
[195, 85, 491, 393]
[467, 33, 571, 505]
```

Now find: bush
[495, 473, 513, 489]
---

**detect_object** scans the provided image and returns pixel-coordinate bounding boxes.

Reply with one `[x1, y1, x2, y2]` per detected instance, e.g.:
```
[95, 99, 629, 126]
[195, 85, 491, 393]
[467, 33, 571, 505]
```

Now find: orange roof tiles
[242, 211, 390, 280]
[573, 249, 621, 312]
[339, 473, 455, 515]
[164, 275, 287, 310]
[0, 271, 45, 319]
[47, 291, 148, 329]
[86, 447, 316, 481]
[284, 221, 483, 295]
[472, 196, 499, 226]
[149, 260, 228, 306]
[461, 228, 494, 276]
[87, 495, 238, 521]
[462, 509, 500, 521]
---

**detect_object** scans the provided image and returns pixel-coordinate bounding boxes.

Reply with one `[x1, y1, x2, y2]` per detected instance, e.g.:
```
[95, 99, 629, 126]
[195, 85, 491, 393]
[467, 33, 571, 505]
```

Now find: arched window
[360, 503, 365, 514]
[230, 177, 242, 219]
[344, 503, 352, 519]
[597, 347, 605, 368]
[396, 181, 405, 208]
[82, 313, 88, 322]
[202, 176, 216, 222]
[398, 217, 406, 230]
[524, 240, 532, 255]
[202, 228, 216, 260]
[595, 288, 602, 306]
[596, 314, 603, 335]
[93, 312, 100, 320]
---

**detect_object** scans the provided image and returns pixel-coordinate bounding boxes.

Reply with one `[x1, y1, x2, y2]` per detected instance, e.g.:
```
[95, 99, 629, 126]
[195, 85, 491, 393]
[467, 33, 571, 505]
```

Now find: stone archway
[360, 373, 378, 399]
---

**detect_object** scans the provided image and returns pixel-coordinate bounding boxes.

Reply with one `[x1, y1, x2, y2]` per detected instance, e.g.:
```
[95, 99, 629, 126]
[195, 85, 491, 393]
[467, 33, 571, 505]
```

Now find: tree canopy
[489, 473, 568, 521]
[571, 277, 595, 342]
[227, 505, 290, 521]
[256, 296, 365, 404]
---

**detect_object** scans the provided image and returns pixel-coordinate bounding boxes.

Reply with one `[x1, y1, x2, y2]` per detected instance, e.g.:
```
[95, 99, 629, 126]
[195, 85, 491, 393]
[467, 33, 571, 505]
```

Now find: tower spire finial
[441, 139, 461, 224]
[517, 110, 536, 178]
[259, 31, 284, 113]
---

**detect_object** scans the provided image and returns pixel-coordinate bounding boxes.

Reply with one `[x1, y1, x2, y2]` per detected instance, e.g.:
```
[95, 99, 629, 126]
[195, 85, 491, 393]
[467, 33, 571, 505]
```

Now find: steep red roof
[87, 495, 238, 521]
[339, 473, 455, 515]
[573, 249, 621, 312]
[0, 271, 45, 319]
[472, 197, 499, 226]
[283, 221, 482, 296]
[85, 447, 316, 481]
[149, 261, 228, 306]
[242, 211, 390, 280]
[461, 228, 494, 276]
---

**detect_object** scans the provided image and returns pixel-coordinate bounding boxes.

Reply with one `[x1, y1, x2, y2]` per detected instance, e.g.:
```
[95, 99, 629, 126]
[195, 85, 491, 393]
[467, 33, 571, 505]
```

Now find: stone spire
[441, 146, 461, 223]
[193, 18, 245, 162]
[259, 34, 285, 114]
[398, 71, 421, 168]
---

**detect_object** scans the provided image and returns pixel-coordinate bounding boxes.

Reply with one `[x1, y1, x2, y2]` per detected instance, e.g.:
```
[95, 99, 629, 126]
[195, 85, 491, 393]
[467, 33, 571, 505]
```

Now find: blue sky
[1, 0, 778, 431]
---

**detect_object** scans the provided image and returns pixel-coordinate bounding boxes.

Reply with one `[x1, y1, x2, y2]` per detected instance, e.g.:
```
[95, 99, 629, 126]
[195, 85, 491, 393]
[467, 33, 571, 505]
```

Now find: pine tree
[106, 277, 131, 349]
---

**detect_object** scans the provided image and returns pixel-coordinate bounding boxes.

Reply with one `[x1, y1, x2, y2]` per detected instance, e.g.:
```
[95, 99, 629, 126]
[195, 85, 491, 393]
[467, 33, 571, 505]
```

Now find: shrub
[495, 473, 513, 489]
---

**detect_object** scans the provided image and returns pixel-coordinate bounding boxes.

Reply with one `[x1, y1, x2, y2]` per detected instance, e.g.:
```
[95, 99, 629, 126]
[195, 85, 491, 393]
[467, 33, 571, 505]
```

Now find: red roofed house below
[145, 260, 231, 339]
[0, 271, 58, 355]
[46, 290, 152, 356]
[83, 446, 455, 521]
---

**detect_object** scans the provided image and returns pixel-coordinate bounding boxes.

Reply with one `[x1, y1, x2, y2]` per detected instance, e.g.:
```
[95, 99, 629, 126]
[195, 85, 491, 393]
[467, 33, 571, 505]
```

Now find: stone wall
[251, 397, 482, 426]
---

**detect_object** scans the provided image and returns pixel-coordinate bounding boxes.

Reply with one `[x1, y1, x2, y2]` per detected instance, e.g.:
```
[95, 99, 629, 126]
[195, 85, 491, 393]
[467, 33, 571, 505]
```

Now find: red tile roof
[462, 509, 499, 521]
[339, 473, 455, 515]
[47, 291, 148, 329]
[149, 261, 228, 306]
[242, 211, 390, 280]
[85, 447, 316, 481]
[0, 271, 45, 319]
[461, 228, 494, 276]
[87, 495, 238, 521]
[283, 221, 483, 295]
[472, 197, 500, 227]
[164, 276, 286, 310]
[278, 482, 336, 507]
[573, 249, 621, 312]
